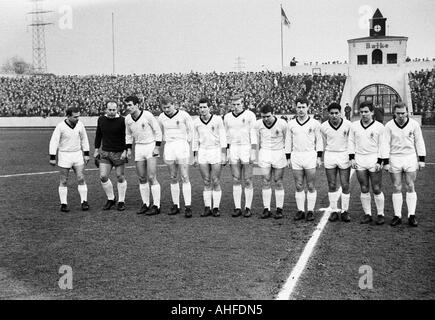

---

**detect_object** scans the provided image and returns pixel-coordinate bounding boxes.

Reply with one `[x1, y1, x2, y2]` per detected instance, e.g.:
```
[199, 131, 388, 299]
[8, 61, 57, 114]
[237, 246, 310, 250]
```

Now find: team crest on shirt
[211, 126, 215, 131]
[142, 123, 145, 130]
[408, 131, 414, 138]
[343, 130, 348, 137]
[308, 128, 312, 134]
[275, 130, 280, 136]
[370, 132, 375, 139]
[242, 118, 245, 124]
[176, 120, 180, 126]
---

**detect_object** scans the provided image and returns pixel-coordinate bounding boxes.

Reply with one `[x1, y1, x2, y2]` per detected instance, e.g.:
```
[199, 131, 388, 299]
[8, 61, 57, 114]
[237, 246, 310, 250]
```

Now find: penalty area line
[275, 169, 355, 300]
[0, 164, 167, 178]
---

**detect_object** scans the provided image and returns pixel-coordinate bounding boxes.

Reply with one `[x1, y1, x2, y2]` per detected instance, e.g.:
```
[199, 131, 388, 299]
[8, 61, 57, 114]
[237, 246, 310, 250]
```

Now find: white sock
[341, 193, 350, 211]
[59, 186, 68, 204]
[182, 182, 191, 206]
[139, 183, 150, 206]
[392, 193, 403, 218]
[307, 191, 317, 211]
[262, 188, 272, 210]
[212, 190, 222, 209]
[328, 191, 339, 210]
[295, 191, 305, 211]
[203, 190, 212, 207]
[151, 183, 161, 208]
[275, 189, 284, 209]
[374, 192, 385, 216]
[406, 192, 417, 217]
[170, 183, 180, 206]
[101, 180, 115, 200]
[77, 184, 87, 202]
[336, 186, 342, 202]
[233, 185, 242, 209]
[360, 192, 371, 216]
[245, 187, 253, 209]
[117, 180, 127, 202]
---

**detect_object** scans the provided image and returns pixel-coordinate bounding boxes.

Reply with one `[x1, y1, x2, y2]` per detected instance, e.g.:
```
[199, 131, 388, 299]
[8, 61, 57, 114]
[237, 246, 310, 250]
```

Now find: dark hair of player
[327, 102, 341, 112]
[295, 96, 309, 105]
[124, 95, 140, 105]
[198, 97, 210, 105]
[65, 106, 79, 116]
[260, 103, 273, 114]
[359, 101, 374, 111]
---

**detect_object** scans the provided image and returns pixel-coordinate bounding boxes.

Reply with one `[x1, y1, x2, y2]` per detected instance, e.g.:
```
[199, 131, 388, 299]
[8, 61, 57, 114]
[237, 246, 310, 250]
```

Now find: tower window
[372, 49, 383, 64]
[387, 54, 397, 64]
[358, 55, 368, 65]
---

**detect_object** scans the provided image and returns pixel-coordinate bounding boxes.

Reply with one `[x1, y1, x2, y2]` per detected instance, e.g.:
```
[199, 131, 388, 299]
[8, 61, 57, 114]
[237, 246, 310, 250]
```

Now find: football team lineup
[1, 94, 432, 300]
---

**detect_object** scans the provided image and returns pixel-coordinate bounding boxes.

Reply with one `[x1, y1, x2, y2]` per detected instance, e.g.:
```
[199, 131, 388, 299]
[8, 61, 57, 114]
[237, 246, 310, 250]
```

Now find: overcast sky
[1, 0, 434, 75]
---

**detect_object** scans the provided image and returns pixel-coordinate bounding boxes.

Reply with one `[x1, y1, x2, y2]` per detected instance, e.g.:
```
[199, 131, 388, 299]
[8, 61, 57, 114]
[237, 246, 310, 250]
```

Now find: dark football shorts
[100, 150, 128, 167]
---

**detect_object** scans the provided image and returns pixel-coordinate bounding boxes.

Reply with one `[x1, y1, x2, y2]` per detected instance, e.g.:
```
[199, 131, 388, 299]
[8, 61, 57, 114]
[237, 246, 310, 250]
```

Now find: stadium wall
[283, 61, 434, 76]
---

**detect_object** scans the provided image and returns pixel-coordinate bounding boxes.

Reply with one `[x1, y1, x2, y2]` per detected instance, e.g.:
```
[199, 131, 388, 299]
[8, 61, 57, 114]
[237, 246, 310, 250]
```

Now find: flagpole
[112, 12, 115, 75]
[280, 4, 283, 70]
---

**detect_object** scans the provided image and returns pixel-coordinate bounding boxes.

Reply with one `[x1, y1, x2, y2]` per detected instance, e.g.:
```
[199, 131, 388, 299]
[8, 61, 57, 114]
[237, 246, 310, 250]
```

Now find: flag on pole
[281, 7, 290, 28]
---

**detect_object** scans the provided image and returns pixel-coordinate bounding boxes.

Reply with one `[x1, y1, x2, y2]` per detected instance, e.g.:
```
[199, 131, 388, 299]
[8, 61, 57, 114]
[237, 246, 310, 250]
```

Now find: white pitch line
[275, 169, 355, 300]
[0, 165, 166, 178]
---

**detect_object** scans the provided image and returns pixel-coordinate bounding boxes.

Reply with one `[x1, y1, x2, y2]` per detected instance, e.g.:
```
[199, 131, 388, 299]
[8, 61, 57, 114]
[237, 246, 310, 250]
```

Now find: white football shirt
[158, 110, 193, 143]
[224, 109, 257, 146]
[125, 110, 162, 145]
[192, 115, 227, 151]
[49, 120, 90, 155]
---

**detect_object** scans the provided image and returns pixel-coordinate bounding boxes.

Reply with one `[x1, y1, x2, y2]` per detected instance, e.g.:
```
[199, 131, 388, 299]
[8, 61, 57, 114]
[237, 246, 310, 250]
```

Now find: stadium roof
[347, 35, 408, 42]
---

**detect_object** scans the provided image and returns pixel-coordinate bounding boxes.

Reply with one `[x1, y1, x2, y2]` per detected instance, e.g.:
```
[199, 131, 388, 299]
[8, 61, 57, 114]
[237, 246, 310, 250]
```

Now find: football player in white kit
[384, 103, 426, 227]
[253, 103, 290, 219]
[287, 97, 323, 222]
[192, 98, 227, 217]
[125, 95, 163, 216]
[49, 106, 90, 212]
[320, 103, 352, 222]
[348, 101, 388, 225]
[224, 94, 257, 218]
[158, 96, 194, 218]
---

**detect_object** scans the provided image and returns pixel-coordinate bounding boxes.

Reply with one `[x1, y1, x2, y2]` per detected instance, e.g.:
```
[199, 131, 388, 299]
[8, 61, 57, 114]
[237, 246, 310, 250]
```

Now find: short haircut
[393, 102, 408, 112]
[327, 102, 341, 112]
[105, 101, 118, 108]
[359, 101, 374, 111]
[198, 97, 210, 105]
[65, 106, 79, 116]
[159, 96, 174, 105]
[124, 95, 140, 105]
[231, 93, 244, 101]
[295, 96, 309, 105]
[260, 103, 273, 114]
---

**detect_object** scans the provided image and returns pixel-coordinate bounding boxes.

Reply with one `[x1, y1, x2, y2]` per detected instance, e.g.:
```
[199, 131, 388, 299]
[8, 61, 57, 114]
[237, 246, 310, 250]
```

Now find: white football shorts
[324, 151, 350, 170]
[135, 142, 155, 161]
[389, 154, 418, 173]
[291, 151, 317, 170]
[58, 150, 84, 169]
[355, 153, 378, 172]
[198, 147, 222, 165]
[164, 140, 190, 164]
[228, 144, 251, 164]
[258, 148, 287, 169]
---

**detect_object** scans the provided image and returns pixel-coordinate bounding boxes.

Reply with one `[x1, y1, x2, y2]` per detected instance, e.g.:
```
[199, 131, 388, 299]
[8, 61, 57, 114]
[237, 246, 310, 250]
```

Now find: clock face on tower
[374, 25, 382, 32]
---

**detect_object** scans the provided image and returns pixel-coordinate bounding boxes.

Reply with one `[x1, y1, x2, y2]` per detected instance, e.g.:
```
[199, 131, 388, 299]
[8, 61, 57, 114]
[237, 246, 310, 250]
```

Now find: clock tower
[369, 9, 386, 37]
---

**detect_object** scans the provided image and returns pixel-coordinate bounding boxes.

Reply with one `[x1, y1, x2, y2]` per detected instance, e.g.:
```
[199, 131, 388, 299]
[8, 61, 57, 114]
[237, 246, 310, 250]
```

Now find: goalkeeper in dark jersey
[94, 101, 128, 211]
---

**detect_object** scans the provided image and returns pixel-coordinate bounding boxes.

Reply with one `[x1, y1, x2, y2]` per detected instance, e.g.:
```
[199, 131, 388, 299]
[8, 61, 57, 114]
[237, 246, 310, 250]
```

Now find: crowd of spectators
[0, 72, 346, 118]
[409, 68, 435, 124]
